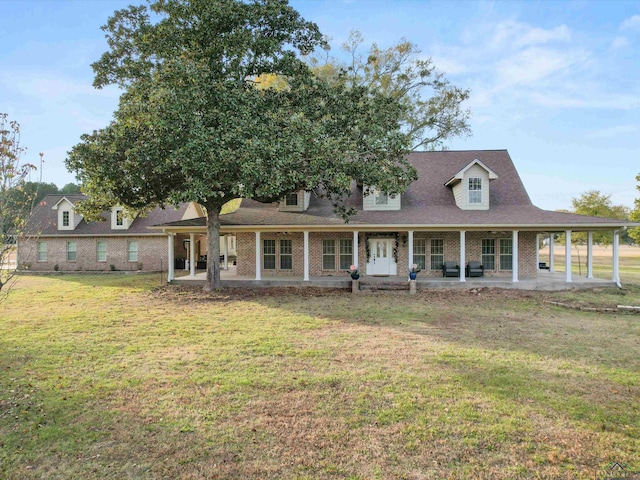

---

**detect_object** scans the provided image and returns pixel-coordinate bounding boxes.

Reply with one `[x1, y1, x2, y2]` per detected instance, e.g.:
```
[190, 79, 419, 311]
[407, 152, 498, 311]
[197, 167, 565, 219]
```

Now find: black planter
[409, 272, 417, 280]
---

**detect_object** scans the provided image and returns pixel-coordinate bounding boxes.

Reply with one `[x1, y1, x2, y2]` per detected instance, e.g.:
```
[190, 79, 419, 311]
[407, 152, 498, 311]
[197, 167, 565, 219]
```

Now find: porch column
[459, 230, 466, 282]
[613, 230, 621, 287]
[512, 230, 519, 283]
[549, 234, 555, 272]
[353, 231, 359, 268]
[223, 235, 229, 270]
[303, 231, 310, 282]
[189, 233, 196, 277]
[167, 233, 175, 283]
[565, 230, 572, 283]
[536, 234, 540, 269]
[255, 231, 261, 281]
[408, 230, 414, 278]
[587, 231, 593, 279]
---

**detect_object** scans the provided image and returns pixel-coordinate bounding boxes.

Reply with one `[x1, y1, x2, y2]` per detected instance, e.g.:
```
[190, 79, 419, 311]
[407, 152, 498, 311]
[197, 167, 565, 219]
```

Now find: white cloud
[529, 92, 640, 110]
[621, 14, 640, 31]
[496, 47, 581, 87]
[586, 124, 640, 139]
[487, 20, 571, 49]
[430, 56, 468, 76]
[611, 36, 630, 49]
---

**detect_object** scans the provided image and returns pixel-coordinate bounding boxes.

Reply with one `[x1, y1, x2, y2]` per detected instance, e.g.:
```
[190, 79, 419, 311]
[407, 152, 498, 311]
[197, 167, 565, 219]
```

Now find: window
[66, 241, 77, 261]
[37, 242, 47, 262]
[430, 239, 444, 270]
[116, 209, 124, 226]
[62, 211, 70, 227]
[322, 239, 336, 270]
[127, 240, 138, 262]
[339, 239, 353, 270]
[285, 193, 298, 206]
[481, 239, 495, 270]
[413, 239, 427, 271]
[374, 190, 389, 205]
[469, 178, 482, 204]
[263, 239, 276, 270]
[280, 239, 292, 270]
[97, 241, 107, 262]
[499, 238, 513, 270]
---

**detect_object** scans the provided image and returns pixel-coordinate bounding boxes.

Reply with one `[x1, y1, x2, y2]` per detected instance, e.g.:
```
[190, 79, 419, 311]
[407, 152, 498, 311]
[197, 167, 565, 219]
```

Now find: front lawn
[1, 275, 638, 479]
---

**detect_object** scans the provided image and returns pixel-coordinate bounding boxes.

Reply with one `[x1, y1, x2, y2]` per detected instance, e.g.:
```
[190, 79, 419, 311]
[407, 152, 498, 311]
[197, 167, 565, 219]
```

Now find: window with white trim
[280, 239, 292, 270]
[263, 239, 276, 270]
[413, 239, 426, 271]
[339, 239, 353, 270]
[66, 241, 77, 261]
[374, 190, 389, 206]
[127, 240, 138, 262]
[37, 241, 47, 262]
[481, 239, 495, 270]
[285, 193, 298, 206]
[430, 239, 444, 270]
[468, 178, 482, 204]
[116, 209, 124, 226]
[62, 211, 70, 227]
[322, 239, 335, 270]
[499, 238, 513, 270]
[97, 241, 107, 262]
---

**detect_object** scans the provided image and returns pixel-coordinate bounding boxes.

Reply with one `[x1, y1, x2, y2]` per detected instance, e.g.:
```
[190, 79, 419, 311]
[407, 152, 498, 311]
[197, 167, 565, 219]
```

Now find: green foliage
[629, 173, 640, 243]
[60, 182, 82, 194]
[66, 0, 426, 290]
[569, 190, 629, 245]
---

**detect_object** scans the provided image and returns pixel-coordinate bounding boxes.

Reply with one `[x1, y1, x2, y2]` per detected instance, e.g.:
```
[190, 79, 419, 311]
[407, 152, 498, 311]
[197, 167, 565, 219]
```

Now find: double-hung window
[322, 239, 336, 270]
[97, 241, 107, 262]
[468, 178, 482, 204]
[279, 239, 292, 270]
[263, 240, 276, 270]
[127, 240, 138, 262]
[37, 241, 47, 262]
[285, 193, 298, 206]
[481, 239, 495, 270]
[413, 239, 427, 271]
[430, 239, 444, 270]
[339, 239, 353, 270]
[62, 211, 70, 227]
[66, 241, 77, 261]
[499, 238, 513, 270]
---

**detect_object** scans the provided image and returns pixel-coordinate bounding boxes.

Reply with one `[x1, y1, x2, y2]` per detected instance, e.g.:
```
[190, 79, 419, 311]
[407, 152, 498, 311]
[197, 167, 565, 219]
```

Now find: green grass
[1, 275, 639, 479]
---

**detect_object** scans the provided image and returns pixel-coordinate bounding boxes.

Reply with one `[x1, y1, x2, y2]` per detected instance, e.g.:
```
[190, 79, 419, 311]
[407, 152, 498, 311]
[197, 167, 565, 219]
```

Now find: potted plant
[409, 263, 421, 280]
[348, 264, 360, 280]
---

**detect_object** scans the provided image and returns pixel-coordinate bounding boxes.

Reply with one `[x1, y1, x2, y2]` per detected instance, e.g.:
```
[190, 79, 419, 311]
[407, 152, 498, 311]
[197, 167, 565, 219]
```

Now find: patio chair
[442, 261, 460, 277]
[465, 261, 484, 277]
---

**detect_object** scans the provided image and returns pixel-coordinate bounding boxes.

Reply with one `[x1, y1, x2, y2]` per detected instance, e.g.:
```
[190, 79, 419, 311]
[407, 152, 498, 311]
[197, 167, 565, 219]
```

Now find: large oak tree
[67, 0, 467, 290]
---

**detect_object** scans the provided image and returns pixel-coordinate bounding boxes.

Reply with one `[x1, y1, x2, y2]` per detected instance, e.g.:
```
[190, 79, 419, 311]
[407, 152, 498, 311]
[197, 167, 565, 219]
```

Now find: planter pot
[409, 272, 417, 280]
[350, 274, 360, 280]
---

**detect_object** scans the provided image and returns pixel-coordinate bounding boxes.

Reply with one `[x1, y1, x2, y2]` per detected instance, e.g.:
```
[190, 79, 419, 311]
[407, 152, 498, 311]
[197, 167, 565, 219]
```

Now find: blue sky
[1, 0, 638, 211]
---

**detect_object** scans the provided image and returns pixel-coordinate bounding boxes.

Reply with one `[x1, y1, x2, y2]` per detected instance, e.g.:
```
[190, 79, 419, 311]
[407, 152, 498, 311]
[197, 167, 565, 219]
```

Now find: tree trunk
[205, 207, 222, 291]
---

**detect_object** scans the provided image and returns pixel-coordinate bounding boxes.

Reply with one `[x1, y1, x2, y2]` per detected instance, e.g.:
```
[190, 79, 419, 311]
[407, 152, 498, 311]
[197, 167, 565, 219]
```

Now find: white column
[565, 230, 572, 283]
[549, 234, 555, 272]
[587, 231, 593, 279]
[512, 230, 519, 283]
[303, 231, 310, 282]
[255, 231, 261, 281]
[353, 231, 359, 269]
[223, 235, 229, 270]
[613, 230, 621, 287]
[408, 230, 414, 279]
[189, 233, 196, 277]
[459, 230, 466, 282]
[536, 234, 540, 269]
[167, 233, 175, 283]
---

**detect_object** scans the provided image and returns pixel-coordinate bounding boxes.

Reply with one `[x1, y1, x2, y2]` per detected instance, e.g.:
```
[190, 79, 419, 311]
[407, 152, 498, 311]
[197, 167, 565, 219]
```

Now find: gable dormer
[52, 197, 82, 230]
[363, 186, 401, 211]
[279, 190, 310, 212]
[111, 206, 135, 230]
[444, 160, 498, 211]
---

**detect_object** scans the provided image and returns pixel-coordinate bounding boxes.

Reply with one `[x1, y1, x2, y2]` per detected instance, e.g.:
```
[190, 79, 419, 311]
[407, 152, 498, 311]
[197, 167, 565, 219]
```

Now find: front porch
[172, 267, 615, 291]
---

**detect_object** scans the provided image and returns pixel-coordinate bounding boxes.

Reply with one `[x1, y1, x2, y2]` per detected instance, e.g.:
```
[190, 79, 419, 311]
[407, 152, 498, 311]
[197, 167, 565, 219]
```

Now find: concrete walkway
[172, 267, 616, 291]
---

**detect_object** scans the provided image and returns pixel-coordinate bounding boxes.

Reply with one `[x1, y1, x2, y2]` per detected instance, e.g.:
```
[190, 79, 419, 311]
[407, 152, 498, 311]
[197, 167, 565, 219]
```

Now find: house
[17, 195, 236, 272]
[154, 150, 633, 286]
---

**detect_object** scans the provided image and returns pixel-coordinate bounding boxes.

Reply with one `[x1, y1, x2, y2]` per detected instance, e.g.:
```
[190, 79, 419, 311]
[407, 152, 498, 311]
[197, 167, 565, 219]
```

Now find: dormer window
[62, 211, 70, 227]
[116, 209, 124, 226]
[285, 193, 298, 206]
[468, 178, 482, 204]
[374, 190, 389, 206]
[279, 190, 310, 212]
[111, 206, 133, 229]
[363, 186, 401, 211]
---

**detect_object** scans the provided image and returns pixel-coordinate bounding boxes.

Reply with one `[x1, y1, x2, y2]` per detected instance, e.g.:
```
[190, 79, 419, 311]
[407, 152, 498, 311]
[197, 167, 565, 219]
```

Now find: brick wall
[18, 236, 168, 272]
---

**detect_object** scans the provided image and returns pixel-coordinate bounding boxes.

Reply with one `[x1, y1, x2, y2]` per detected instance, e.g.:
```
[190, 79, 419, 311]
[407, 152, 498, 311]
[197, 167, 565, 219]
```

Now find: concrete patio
[172, 266, 616, 291]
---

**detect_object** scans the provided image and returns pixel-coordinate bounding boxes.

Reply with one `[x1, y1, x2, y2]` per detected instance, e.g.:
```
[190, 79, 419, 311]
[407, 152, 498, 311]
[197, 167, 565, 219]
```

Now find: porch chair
[442, 261, 460, 277]
[465, 261, 484, 277]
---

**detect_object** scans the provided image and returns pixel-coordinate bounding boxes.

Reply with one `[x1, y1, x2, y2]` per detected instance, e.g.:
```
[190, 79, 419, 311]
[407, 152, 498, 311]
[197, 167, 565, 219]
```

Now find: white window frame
[499, 238, 513, 271]
[322, 239, 336, 270]
[62, 211, 70, 227]
[263, 239, 276, 270]
[37, 241, 47, 262]
[413, 238, 427, 271]
[66, 241, 77, 261]
[285, 193, 298, 206]
[468, 177, 482, 204]
[279, 239, 293, 270]
[430, 239, 444, 270]
[339, 239, 353, 270]
[482, 239, 495, 270]
[97, 241, 107, 262]
[374, 190, 389, 206]
[127, 240, 138, 262]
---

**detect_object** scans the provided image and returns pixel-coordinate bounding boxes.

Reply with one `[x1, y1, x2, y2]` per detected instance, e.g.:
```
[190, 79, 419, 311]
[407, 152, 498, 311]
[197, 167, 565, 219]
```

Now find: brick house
[155, 150, 633, 286]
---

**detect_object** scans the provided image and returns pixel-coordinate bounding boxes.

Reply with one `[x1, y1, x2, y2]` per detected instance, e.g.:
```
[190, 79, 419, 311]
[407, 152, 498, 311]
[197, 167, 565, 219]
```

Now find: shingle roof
[26, 195, 189, 236]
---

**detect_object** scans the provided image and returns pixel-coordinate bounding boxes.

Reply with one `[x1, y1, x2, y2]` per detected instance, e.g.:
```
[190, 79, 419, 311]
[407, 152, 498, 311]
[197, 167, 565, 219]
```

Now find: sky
[1, 0, 638, 212]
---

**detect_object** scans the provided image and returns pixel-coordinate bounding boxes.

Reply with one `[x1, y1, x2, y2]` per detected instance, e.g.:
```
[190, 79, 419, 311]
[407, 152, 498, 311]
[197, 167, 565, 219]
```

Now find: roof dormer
[51, 197, 82, 230]
[279, 190, 310, 212]
[444, 159, 498, 211]
[363, 186, 401, 211]
[111, 206, 135, 230]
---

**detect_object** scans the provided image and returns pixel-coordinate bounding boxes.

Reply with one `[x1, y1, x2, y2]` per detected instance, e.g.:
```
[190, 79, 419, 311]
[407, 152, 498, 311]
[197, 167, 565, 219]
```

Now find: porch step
[359, 280, 409, 291]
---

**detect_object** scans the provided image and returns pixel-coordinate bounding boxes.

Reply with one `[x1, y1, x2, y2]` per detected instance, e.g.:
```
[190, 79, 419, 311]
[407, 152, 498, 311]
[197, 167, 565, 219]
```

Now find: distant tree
[67, 0, 434, 291]
[571, 190, 629, 245]
[629, 173, 640, 244]
[306, 30, 471, 150]
[60, 182, 82, 194]
[0, 113, 38, 296]
[6, 182, 59, 210]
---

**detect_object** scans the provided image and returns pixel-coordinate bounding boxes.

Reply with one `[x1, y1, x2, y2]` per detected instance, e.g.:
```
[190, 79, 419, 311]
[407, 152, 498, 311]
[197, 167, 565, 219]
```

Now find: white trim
[565, 230, 572, 283]
[223, 235, 229, 270]
[353, 231, 359, 269]
[512, 230, 519, 283]
[459, 230, 466, 282]
[255, 231, 261, 281]
[587, 231, 593, 279]
[167, 234, 175, 283]
[536, 234, 540, 269]
[303, 231, 310, 282]
[189, 233, 196, 277]
[549, 234, 555, 272]
[408, 230, 414, 279]
[613, 230, 621, 287]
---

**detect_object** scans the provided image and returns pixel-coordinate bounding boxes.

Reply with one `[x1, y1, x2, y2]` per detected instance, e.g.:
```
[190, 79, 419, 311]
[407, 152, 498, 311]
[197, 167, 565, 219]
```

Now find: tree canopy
[67, 0, 470, 290]
[629, 173, 640, 244]
[571, 190, 629, 245]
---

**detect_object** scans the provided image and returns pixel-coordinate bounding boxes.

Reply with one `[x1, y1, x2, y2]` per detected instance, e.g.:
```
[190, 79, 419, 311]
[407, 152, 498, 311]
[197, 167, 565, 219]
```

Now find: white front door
[366, 238, 396, 276]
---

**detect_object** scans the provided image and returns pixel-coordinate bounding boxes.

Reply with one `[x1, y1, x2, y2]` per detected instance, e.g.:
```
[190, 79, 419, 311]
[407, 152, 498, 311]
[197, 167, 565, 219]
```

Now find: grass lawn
[1, 275, 638, 479]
